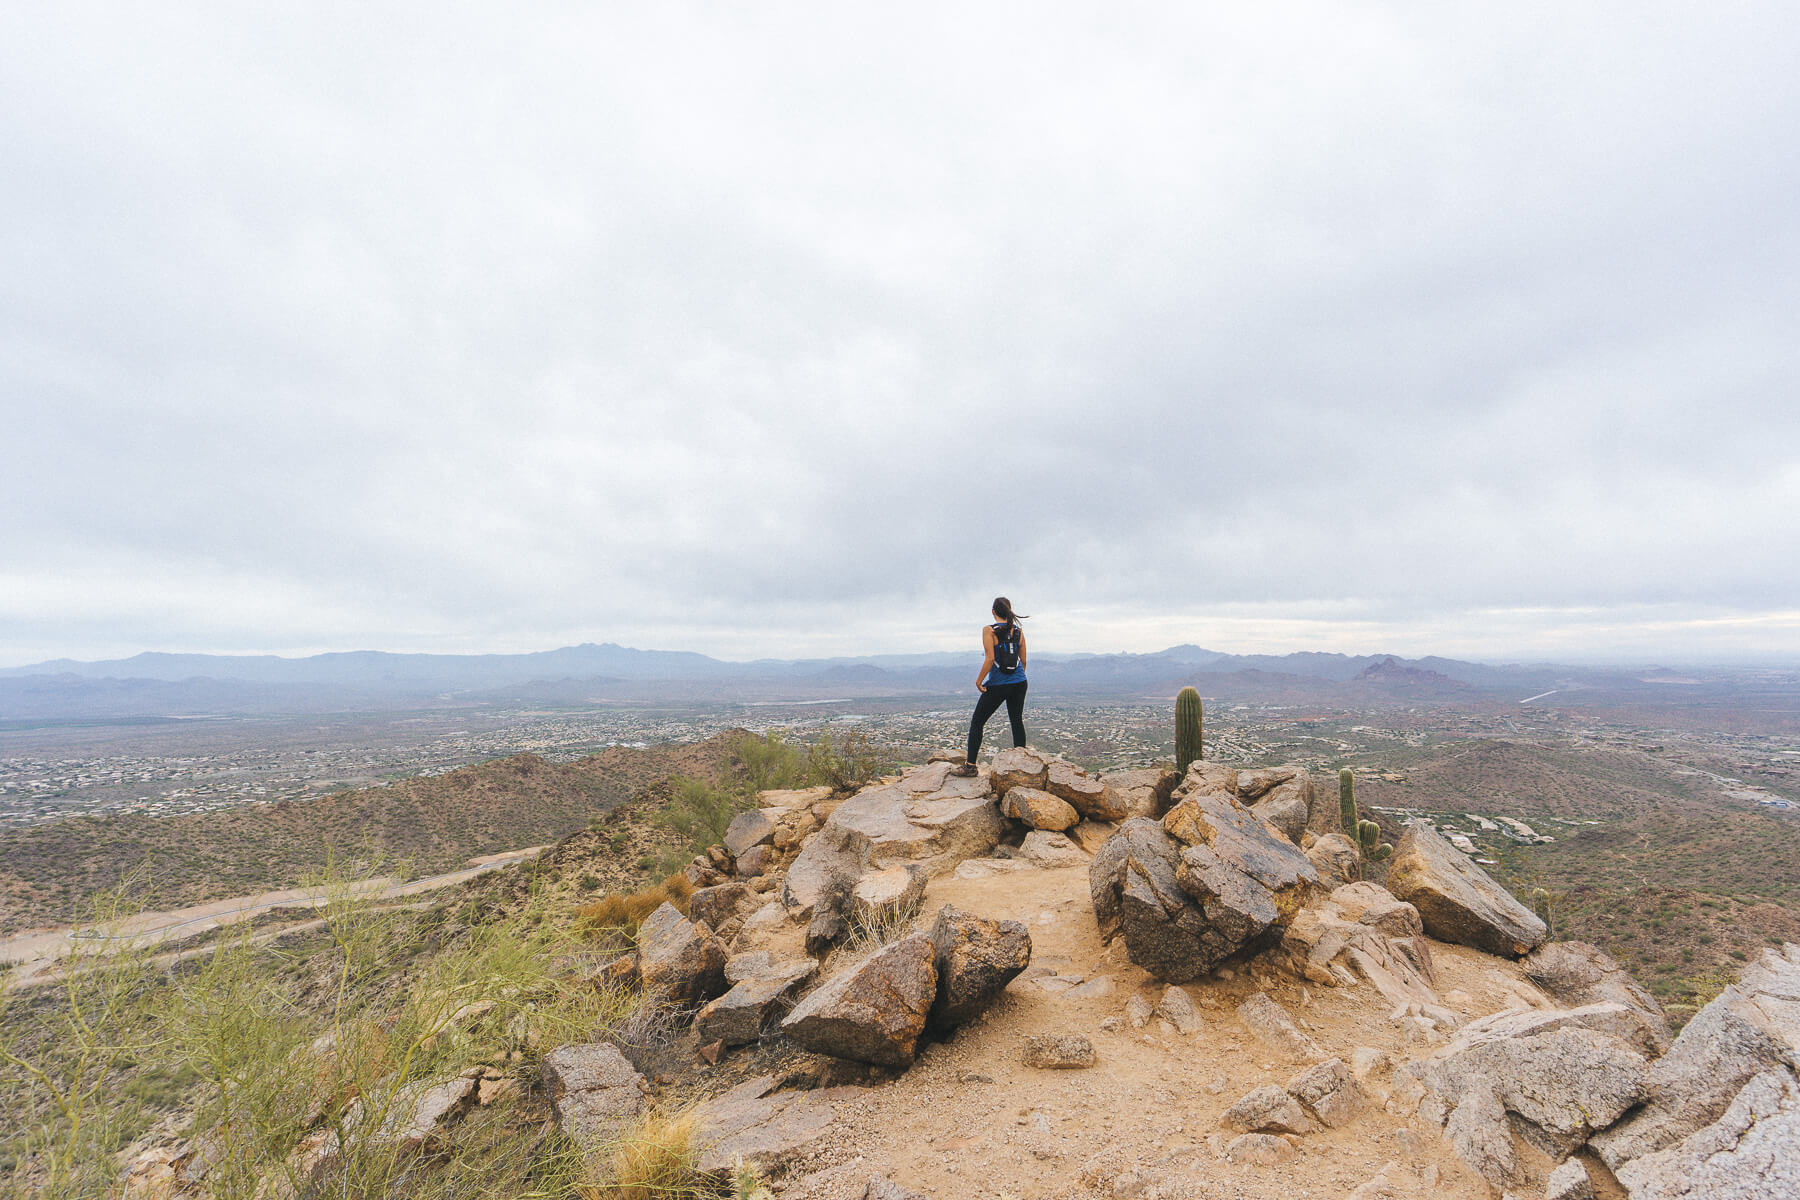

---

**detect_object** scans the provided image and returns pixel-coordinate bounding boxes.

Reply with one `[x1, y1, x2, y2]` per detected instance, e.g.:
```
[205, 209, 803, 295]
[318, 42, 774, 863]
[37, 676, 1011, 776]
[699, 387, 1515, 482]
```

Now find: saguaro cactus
[1175, 687, 1204, 775]
[1339, 768, 1357, 836]
[1358, 819, 1393, 861]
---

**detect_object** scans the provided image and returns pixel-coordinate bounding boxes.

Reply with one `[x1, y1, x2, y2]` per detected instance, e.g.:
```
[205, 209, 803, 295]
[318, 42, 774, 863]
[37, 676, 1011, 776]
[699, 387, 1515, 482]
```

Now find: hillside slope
[0, 733, 738, 934]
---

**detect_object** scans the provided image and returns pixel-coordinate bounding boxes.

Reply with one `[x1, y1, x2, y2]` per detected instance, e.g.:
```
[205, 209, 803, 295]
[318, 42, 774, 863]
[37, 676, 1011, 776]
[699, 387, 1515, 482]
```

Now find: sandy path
[763, 862, 1540, 1200]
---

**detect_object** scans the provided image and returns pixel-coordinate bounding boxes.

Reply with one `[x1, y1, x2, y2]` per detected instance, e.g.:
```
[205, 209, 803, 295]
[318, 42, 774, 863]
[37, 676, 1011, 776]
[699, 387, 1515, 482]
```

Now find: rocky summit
[127, 751, 1797, 1199]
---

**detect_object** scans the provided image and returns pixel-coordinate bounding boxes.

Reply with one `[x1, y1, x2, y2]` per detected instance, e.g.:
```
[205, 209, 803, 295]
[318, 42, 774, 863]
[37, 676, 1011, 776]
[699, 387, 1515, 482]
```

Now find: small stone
[1237, 992, 1326, 1060]
[1126, 993, 1155, 1028]
[1023, 1034, 1096, 1069]
[1225, 1132, 1298, 1165]
[1156, 986, 1202, 1034]
[698, 1040, 723, 1065]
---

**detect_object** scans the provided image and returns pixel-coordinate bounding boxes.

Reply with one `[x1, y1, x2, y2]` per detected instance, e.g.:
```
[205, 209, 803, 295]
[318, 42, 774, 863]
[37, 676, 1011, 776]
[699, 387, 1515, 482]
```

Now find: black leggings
[967, 680, 1028, 762]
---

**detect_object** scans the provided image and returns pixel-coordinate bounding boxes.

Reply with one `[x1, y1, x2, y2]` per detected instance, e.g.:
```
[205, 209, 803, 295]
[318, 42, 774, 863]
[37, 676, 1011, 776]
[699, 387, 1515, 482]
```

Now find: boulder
[692, 1074, 861, 1173]
[1613, 1069, 1799, 1200]
[928, 904, 1032, 1029]
[1090, 802, 1315, 982]
[1102, 767, 1179, 820]
[689, 882, 749, 933]
[758, 785, 833, 812]
[1237, 992, 1326, 1060]
[1285, 1057, 1365, 1128]
[694, 955, 817, 1047]
[1089, 819, 1224, 983]
[783, 764, 1003, 918]
[1046, 761, 1128, 821]
[1252, 791, 1309, 845]
[1180, 761, 1242, 797]
[849, 864, 928, 932]
[636, 903, 728, 1006]
[735, 844, 771, 877]
[990, 747, 1050, 794]
[1222, 1084, 1315, 1134]
[1305, 833, 1361, 889]
[780, 933, 938, 1067]
[1524, 940, 1672, 1054]
[540, 1043, 646, 1148]
[1022, 1034, 1095, 1068]
[1403, 1005, 1648, 1187]
[724, 810, 777, 858]
[1165, 790, 1319, 933]
[1237, 767, 1298, 800]
[1019, 830, 1088, 868]
[1280, 887, 1442, 1015]
[1386, 819, 1547, 956]
[865, 1177, 927, 1200]
[1330, 882, 1424, 938]
[1591, 942, 1800, 1172]
[1001, 786, 1080, 831]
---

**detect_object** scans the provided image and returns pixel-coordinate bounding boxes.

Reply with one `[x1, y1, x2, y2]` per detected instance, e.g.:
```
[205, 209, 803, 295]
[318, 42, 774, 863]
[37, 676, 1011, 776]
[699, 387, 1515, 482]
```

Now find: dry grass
[576, 874, 695, 936]
[582, 1111, 726, 1199]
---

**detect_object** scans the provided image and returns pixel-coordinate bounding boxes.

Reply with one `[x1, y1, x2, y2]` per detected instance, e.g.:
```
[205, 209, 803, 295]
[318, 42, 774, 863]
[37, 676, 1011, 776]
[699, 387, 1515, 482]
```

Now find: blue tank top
[985, 623, 1026, 686]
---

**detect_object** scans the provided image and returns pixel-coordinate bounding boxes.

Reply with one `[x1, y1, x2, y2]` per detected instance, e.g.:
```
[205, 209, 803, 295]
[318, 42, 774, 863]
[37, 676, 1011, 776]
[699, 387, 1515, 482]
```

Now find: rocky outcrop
[928, 904, 1032, 1029]
[689, 882, 749, 933]
[1613, 1069, 1799, 1200]
[1385, 819, 1546, 956]
[1102, 767, 1179, 821]
[1045, 761, 1127, 822]
[783, 764, 1003, 919]
[1524, 940, 1672, 1054]
[694, 953, 816, 1047]
[780, 933, 939, 1067]
[1001, 786, 1079, 831]
[540, 1043, 648, 1148]
[1282, 882, 1445, 1021]
[636, 902, 728, 1006]
[1590, 942, 1800, 1174]
[693, 1074, 862, 1173]
[989, 748, 1049, 794]
[1304, 832, 1360, 889]
[1397, 1004, 1648, 1186]
[1090, 775, 1319, 982]
[724, 809, 777, 858]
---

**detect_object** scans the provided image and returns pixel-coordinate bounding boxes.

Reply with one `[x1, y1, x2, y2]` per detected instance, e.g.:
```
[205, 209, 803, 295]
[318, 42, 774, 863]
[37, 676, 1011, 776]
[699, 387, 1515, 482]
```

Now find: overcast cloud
[3, 3, 1798, 667]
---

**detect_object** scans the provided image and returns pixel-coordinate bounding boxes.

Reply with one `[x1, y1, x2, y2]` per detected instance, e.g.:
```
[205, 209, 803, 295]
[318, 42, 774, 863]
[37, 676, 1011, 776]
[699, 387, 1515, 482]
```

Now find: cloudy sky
[4, 4, 1798, 668]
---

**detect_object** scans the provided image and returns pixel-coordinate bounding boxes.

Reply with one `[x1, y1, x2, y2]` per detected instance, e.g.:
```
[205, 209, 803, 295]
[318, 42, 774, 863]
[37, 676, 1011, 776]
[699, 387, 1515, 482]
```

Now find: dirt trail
[0, 845, 549, 989]
[748, 862, 1591, 1200]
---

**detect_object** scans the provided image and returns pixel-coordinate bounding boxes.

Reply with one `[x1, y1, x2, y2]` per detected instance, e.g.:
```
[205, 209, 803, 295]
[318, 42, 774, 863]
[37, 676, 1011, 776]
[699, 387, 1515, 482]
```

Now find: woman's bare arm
[977, 626, 996, 692]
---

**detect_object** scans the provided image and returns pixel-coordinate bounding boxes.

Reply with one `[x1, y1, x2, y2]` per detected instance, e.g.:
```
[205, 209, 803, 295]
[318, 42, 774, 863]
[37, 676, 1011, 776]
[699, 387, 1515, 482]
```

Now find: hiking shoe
[949, 762, 978, 777]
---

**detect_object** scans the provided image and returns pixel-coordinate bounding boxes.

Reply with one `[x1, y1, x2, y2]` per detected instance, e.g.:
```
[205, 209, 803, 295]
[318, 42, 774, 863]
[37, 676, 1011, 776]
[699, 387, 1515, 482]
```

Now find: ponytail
[992, 596, 1028, 631]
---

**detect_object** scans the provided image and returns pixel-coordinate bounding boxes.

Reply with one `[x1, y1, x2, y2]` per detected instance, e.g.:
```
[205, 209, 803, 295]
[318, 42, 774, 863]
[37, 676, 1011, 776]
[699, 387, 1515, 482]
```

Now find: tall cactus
[1358, 819, 1393, 861]
[1339, 768, 1357, 836]
[1175, 687, 1204, 775]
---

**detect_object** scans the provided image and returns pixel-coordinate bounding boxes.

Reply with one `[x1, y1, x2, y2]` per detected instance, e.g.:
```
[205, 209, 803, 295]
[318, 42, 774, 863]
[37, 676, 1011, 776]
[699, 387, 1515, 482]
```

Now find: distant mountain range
[0, 641, 1634, 722]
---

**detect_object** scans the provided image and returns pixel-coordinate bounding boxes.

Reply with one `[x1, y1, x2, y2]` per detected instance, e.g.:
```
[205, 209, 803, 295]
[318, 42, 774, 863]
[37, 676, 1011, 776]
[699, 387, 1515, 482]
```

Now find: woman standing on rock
[953, 597, 1028, 776]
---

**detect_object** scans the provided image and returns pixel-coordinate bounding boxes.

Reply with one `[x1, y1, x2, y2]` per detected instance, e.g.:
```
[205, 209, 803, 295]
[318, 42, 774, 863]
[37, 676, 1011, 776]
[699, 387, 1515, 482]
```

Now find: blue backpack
[992, 623, 1021, 673]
